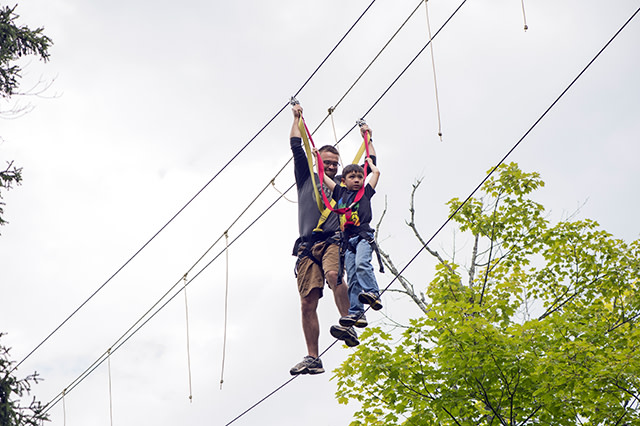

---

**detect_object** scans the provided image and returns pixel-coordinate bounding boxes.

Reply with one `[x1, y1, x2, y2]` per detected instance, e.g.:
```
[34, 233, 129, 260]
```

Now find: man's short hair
[318, 145, 339, 155]
[342, 164, 364, 177]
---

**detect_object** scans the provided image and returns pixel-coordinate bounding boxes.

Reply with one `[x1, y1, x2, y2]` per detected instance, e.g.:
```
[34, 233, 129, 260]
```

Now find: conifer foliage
[0, 334, 49, 426]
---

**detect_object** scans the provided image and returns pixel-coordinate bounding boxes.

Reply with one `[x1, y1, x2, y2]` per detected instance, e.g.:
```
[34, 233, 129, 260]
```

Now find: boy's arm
[360, 124, 377, 174]
[323, 171, 337, 191]
[366, 157, 380, 189]
[360, 124, 377, 158]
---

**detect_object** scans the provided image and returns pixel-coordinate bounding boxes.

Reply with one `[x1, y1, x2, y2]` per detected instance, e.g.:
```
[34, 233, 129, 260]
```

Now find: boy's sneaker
[289, 356, 325, 375]
[339, 313, 368, 328]
[358, 292, 383, 310]
[330, 325, 360, 347]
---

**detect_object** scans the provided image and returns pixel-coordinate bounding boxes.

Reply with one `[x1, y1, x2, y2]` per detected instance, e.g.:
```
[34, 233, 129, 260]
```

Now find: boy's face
[343, 171, 365, 191]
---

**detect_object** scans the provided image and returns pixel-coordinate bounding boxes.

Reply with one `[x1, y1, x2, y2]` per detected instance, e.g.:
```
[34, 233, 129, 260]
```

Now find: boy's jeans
[344, 233, 380, 316]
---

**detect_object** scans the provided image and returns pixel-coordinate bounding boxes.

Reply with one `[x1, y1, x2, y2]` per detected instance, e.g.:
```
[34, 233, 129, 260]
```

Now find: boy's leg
[345, 240, 365, 316]
[354, 237, 379, 296]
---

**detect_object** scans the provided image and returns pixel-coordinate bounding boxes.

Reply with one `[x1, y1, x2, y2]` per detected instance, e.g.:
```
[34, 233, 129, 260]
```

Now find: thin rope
[328, 107, 344, 167]
[220, 231, 230, 390]
[62, 389, 67, 426]
[12, 0, 379, 375]
[270, 178, 297, 203]
[425, 0, 443, 140]
[224, 5, 640, 423]
[183, 275, 193, 402]
[107, 348, 113, 426]
[520, 0, 529, 31]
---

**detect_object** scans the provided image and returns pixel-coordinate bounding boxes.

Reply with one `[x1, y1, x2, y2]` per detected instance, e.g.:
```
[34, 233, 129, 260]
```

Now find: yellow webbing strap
[298, 116, 324, 212]
[313, 198, 337, 233]
[351, 139, 367, 165]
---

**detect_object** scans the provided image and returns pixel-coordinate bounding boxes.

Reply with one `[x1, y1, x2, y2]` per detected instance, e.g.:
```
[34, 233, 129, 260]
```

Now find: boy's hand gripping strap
[351, 118, 368, 165]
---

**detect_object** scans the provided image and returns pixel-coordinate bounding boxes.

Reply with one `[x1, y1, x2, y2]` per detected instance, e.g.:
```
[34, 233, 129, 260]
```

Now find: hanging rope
[62, 389, 67, 426]
[328, 106, 344, 168]
[220, 231, 230, 390]
[183, 274, 193, 402]
[424, 0, 443, 140]
[270, 178, 297, 203]
[107, 348, 113, 426]
[520, 0, 529, 31]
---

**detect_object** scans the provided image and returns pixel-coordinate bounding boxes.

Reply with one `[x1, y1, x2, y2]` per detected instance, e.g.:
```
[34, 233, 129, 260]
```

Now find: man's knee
[301, 289, 320, 312]
[325, 270, 340, 288]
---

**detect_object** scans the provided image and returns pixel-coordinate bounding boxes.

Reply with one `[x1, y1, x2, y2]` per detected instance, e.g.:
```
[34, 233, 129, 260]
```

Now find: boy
[322, 157, 382, 329]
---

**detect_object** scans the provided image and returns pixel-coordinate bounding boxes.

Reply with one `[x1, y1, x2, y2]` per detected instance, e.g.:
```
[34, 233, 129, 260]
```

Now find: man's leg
[323, 243, 350, 317]
[326, 270, 349, 317]
[301, 287, 321, 358]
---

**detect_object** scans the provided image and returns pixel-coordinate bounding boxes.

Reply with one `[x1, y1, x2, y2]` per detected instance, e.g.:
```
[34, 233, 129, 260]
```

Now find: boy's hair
[318, 145, 339, 155]
[342, 163, 364, 178]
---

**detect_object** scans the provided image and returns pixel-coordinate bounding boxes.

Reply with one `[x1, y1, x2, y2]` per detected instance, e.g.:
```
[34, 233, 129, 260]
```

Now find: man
[288, 103, 376, 375]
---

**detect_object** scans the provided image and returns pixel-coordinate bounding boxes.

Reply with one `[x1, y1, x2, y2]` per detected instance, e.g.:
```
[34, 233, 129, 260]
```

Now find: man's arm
[291, 104, 303, 139]
[290, 104, 310, 186]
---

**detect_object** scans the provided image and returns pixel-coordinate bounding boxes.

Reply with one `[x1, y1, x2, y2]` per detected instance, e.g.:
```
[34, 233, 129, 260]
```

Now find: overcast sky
[1, 0, 639, 425]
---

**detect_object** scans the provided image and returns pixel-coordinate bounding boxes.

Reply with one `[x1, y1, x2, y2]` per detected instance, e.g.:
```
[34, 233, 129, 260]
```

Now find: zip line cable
[223, 6, 640, 424]
[41, 0, 470, 415]
[13, 0, 380, 374]
[313, 0, 426, 135]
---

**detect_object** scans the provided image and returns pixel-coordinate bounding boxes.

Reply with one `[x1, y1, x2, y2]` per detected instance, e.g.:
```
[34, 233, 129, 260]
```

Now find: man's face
[343, 171, 364, 191]
[320, 151, 340, 179]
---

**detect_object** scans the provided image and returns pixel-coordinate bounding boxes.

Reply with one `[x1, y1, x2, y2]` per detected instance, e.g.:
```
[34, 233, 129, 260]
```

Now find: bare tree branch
[406, 179, 454, 274]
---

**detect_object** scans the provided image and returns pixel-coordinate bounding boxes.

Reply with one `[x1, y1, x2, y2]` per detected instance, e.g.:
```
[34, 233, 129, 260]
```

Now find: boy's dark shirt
[331, 183, 376, 238]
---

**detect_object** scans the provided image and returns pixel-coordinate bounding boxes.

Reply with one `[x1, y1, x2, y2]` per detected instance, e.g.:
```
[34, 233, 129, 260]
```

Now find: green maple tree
[334, 163, 640, 425]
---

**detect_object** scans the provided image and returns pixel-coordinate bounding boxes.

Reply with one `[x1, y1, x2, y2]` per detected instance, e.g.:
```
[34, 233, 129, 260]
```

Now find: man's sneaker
[330, 325, 360, 347]
[339, 313, 368, 328]
[358, 292, 383, 310]
[289, 356, 325, 376]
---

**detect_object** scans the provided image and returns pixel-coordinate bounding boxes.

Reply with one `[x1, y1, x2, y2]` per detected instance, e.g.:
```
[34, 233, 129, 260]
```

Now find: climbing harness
[343, 231, 385, 273]
[293, 232, 343, 283]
